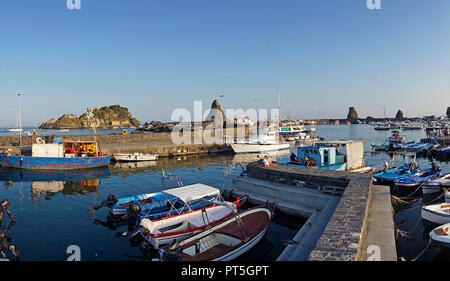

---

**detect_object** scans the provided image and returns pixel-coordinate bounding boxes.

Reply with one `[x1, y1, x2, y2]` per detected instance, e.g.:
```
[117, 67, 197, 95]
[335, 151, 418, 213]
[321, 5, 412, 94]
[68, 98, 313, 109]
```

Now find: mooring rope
[410, 237, 432, 261]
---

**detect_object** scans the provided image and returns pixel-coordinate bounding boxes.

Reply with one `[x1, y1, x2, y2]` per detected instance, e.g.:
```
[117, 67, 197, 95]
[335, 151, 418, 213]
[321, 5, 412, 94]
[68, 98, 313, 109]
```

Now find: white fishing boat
[159, 205, 274, 261]
[422, 174, 450, 195]
[230, 129, 290, 154]
[112, 152, 158, 162]
[421, 203, 450, 225]
[430, 223, 450, 247]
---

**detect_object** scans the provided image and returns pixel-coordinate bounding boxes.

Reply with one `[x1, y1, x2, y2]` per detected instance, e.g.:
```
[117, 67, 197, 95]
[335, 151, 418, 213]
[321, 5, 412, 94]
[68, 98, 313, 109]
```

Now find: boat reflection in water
[0, 167, 111, 198]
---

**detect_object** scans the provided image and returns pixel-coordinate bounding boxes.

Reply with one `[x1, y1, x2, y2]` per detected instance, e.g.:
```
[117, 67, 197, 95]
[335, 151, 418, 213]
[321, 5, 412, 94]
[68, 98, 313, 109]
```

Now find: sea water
[0, 124, 448, 261]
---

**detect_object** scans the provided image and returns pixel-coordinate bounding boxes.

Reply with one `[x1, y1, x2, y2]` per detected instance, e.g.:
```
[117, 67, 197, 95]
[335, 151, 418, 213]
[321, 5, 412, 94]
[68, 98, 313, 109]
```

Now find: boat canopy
[162, 183, 220, 203]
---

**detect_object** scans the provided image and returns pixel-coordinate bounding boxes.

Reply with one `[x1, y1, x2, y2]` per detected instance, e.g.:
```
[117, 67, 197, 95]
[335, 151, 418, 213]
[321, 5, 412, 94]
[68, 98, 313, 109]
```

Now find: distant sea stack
[39, 105, 140, 129]
[205, 99, 230, 123]
[346, 107, 358, 124]
[395, 110, 404, 121]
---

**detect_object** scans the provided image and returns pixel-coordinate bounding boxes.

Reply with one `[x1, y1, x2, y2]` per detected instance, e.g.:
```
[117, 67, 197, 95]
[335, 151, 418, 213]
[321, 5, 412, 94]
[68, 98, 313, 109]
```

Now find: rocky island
[39, 105, 140, 129]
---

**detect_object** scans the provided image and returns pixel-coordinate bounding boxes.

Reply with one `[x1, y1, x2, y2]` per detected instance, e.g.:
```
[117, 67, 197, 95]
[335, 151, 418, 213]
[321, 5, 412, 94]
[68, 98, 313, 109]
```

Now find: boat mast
[18, 93, 22, 147]
[277, 88, 281, 122]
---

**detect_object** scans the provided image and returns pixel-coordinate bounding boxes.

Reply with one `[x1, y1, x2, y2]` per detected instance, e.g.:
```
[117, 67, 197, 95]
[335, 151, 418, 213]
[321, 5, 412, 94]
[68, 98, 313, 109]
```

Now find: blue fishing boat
[394, 163, 442, 189]
[404, 140, 439, 153]
[434, 146, 450, 159]
[0, 140, 110, 170]
[373, 162, 420, 185]
[94, 182, 222, 225]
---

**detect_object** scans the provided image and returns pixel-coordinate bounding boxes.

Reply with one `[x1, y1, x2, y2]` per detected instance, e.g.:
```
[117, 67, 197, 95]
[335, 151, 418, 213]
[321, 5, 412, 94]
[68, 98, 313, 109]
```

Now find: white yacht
[230, 128, 290, 153]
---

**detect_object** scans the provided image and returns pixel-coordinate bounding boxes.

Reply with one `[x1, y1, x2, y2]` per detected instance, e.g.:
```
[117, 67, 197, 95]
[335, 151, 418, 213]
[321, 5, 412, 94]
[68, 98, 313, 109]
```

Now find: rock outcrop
[39, 105, 140, 129]
[346, 107, 358, 123]
[395, 110, 404, 120]
[205, 100, 230, 123]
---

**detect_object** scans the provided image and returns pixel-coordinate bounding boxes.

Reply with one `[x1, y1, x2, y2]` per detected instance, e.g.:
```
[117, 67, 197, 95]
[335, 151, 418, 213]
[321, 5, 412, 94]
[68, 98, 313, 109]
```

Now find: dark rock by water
[346, 107, 358, 123]
[395, 110, 404, 120]
[39, 105, 140, 129]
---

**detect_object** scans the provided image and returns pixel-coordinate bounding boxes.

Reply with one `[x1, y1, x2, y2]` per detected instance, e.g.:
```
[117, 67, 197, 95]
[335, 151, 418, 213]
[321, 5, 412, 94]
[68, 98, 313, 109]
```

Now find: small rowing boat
[422, 203, 450, 225]
[430, 223, 450, 247]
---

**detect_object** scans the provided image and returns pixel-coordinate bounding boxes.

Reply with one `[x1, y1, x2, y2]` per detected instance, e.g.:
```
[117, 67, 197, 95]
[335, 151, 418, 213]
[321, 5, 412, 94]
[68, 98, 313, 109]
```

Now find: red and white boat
[139, 189, 241, 249]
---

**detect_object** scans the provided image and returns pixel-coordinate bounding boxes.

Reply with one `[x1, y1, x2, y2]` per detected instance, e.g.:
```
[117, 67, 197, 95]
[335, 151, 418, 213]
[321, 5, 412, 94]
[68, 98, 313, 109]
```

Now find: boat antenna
[86, 108, 102, 155]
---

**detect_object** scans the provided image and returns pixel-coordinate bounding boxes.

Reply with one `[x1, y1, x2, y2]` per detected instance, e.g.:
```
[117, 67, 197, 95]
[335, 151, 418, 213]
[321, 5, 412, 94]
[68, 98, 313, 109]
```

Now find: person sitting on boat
[290, 152, 299, 163]
[262, 156, 270, 167]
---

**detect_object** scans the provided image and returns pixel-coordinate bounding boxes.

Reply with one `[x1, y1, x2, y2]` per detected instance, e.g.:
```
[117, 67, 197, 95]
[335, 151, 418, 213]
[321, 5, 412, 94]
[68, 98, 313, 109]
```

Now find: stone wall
[246, 162, 376, 261]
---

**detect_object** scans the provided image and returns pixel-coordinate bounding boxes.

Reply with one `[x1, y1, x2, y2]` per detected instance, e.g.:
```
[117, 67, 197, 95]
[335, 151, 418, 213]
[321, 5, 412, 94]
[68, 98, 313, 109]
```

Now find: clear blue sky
[0, 0, 448, 126]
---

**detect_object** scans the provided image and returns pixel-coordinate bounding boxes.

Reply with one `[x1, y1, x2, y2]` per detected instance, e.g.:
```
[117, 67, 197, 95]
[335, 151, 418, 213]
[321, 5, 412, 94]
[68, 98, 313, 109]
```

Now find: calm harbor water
[0, 124, 448, 261]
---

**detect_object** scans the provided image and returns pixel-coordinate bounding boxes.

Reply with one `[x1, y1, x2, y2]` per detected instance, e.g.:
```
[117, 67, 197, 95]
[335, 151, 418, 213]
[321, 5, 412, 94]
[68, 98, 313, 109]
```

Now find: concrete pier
[230, 162, 397, 261]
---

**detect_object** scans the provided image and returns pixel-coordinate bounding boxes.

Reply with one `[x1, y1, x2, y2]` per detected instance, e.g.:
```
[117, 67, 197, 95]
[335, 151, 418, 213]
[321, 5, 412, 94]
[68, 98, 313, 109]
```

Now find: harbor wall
[0, 128, 248, 157]
[232, 162, 397, 261]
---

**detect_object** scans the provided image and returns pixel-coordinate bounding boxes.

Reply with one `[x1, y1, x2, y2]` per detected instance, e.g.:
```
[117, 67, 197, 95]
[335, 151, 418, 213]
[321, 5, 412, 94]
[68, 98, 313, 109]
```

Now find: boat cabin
[32, 139, 100, 158]
[296, 140, 365, 171]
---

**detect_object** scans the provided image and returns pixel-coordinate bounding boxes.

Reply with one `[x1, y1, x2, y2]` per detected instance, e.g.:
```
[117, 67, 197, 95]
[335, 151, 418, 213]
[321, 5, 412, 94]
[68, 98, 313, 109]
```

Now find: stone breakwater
[0, 130, 243, 157]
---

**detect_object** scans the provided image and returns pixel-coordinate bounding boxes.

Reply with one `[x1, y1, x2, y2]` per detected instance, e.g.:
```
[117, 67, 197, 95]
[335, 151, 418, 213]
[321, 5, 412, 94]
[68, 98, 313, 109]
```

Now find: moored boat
[373, 162, 420, 185]
[0, 140, 110, 170]
[394, 164, 441, 189]
[430, 223, 450, 248]
[112, 153, 158, 162]
[159, 205, 274, 261]
[422, 173, 450, 195]
[95, 183, 222, 224]
[139, 199, 240, 249]
[230, 128, 290, 154]
[422, 203, 450, 225]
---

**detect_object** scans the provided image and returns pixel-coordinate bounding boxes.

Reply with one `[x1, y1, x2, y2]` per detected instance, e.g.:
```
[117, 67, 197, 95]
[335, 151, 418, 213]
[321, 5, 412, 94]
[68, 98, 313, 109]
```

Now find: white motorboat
[374, 123, 390, 130]
[112, 152, 158, 162]
[430, 223, 450, 247]
[421, 203, 450, 225]
[422, 174, 450, 195]
[231, 129, 290, 153]
[140, 199, 239, 249]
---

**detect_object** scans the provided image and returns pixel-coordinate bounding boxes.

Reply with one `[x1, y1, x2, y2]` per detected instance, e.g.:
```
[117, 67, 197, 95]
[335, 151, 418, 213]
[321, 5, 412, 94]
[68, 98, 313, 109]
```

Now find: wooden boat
[159, 205, 274, 261]
[112, 153, 158, 162]
[430, 223, 450, 247]
[422, 203, 450, 225]
[139, 199, 240, 249]
[422, 174, 450, 194]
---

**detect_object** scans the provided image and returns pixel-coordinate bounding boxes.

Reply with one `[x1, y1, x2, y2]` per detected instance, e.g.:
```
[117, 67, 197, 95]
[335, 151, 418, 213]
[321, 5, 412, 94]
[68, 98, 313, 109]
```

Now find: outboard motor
[160, 240, 183, 261]
[93, 194, 118, 211]
[120, 202, 142, 222]
[431, 162, 440, 172]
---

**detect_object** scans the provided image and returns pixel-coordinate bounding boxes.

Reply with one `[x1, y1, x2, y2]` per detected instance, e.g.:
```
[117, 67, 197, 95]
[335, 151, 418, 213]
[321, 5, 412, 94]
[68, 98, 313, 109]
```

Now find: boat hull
[230, 143, 290, 154]
[112, 153, 158, 162]
[0, 154, 111, 170]
[422, 205, 450, 225]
